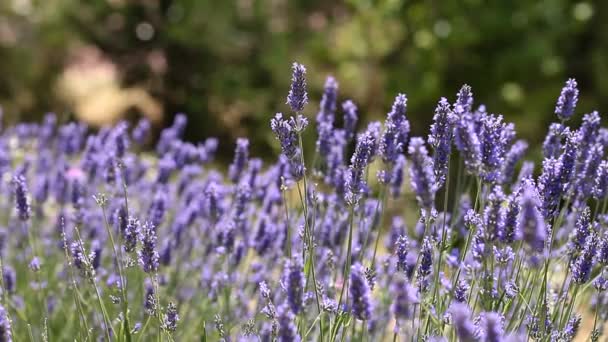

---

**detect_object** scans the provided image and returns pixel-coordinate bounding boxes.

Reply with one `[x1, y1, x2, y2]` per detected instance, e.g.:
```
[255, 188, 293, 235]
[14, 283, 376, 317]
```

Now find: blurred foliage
[0, 0, 607, 160]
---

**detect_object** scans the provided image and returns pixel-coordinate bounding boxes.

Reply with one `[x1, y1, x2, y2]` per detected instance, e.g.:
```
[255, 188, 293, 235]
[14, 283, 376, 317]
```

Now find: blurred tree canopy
[0, 0, 606, 160]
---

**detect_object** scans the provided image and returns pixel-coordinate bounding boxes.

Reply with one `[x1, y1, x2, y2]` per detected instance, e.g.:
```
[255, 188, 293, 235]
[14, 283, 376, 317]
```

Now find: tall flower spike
[390, 276, 418, 320]
[484, 186, 506, 242]
[454, 115, 481, 174]
[408, 137, 436, 209]
[501, 140, 528, 184]
[123, 217, 140, 253]
[380, 94, 410, 163]
[228, 138, 249, 183]
[538, 157, 563, 218]
[518, 182, 546, 251]
[139, 221, 159, 273]
[479, 114, 513, 183]
[284, 258, 304, 315]
[449, 303, 476, 342]
[316, 77, 338, 158]
[346, 127, 377, 201]
[342, 100, 358, 142]
[416, 237, 433, 291]
[395, 235, 409, 272]
[350, 263, 372, 320]
[277, 305, 300, 342]
[479, 312, 505, 342]
[542, 123, 567, 159]
[389, 154, 407, 198]
[163, 302, 179, 332]
[286, 62, 308, 113]
[576, 142, 604, 200]
[0, 304, 11, 342]
[555, 78, 579, 121]
[428, 97, 454, 188]
[12, 174, 31, 221]
[593, 160, 608, 200]
[571, 234, 597, 284]
[271, 113, 298, 160]
[454, 84, 473, 116]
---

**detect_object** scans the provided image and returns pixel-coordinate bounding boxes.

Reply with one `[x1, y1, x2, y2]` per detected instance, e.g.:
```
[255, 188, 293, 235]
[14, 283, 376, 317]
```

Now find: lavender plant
[0, 64, 605, 342]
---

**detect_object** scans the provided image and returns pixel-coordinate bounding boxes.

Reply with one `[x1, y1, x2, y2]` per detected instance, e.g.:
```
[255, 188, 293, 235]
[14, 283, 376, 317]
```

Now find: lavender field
[0, 62, 605, 341]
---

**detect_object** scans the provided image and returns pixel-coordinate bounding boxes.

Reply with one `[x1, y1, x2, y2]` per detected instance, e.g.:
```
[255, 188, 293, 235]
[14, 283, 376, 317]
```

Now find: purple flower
[342, 100, 358, 142]
[144, 280, 156, 316]
[542, 123, 567, 159]
[538, 157, 563, 218]
[562, 314, 581, 341]
[518, 182, 546, 251]
[139, 222, 159, 273]
[428, 97, 454, 188]
[0, 304, 12, 342]
[576, 142, 604, 200]
[389, 155, 407, 198]
[501, 192, 521, 244]
[162, 302, 179, 332]
[123, 217, 140, 253]
[577, 111, 601, 164]
[593, 160, 608, 199]
[380, 94, 410, 164]
[408, 137, 436, 209]
[559, 130, 580, 195]
[501, 140, 528, 184]
[454, 115, 482, 174]
[484, 186, 506, 242]
[479, 114, 513, 183]
[555, 78, 579, 121]
[12, 175, 30, 221]
[597, 231, 608, 265]
[416, 237, 433, 291]
[229, 138, 249, 183]
[316, 76, 338, 157]
[132, 117, 151, 145]
[571, 234, 597, 284]
[350, 263, 373, 320]
[390, 276, 418, 320]
[454, 280, 469, 303]
[284, 258, 304, 315]
[286, 62, 308, 113]
[594, 276, 608, 292]
[449, 303, 476, 342]
[569, 207, 592, 256]
[479, 312, 504, 342]
[395, 235, 409, 273]
[277, 305, 300, 342]
[454, 84, 473, 116]
[346, 127, 377, 201]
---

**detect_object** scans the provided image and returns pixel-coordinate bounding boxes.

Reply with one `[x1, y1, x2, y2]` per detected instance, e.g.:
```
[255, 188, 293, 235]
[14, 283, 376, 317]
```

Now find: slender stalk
[73, 226, 114, 340]
[296, 132, 324, 340]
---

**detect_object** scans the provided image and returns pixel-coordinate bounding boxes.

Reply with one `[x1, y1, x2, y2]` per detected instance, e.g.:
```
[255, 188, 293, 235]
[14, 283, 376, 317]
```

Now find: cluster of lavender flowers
[0, 64, 605, 342]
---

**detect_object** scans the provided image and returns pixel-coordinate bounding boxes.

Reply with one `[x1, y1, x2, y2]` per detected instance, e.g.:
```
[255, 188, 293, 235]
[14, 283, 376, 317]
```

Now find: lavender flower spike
[228, 138, 249, 183]
[350, 263, 372, 320]
[555, 78, 579, 121]
[449, 303, 476, 342]
[12, 174, 31, 221]
[342, 100, 358, 142]
[0, 304, 11, 342]
[139, 221, 159, 273]
[518, 181, 546, 251]
[390, 276, 418, 320]
[408, 137, 436, 209]
[284, 258, 304, 315]
[286, 62, 308, 113]
[428, 97, 454, 188]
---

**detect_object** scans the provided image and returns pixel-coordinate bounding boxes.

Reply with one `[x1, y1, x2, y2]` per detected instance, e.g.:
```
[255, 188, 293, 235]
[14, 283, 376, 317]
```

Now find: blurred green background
[0, 0, 606, 160]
